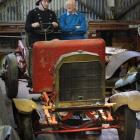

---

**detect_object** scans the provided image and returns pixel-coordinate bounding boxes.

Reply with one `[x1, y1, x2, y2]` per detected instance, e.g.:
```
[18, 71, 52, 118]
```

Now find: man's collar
[66, 11, 78, 15]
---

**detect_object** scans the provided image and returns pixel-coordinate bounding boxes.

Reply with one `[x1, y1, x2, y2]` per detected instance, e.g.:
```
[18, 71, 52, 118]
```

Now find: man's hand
[52, 22, 58, 28]
[32, 22, 40, 28]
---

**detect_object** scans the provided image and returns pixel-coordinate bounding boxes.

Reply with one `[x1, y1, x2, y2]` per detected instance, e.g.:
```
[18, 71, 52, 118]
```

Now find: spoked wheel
[116, 106, 136, 140]
[4, 53, 18, 98]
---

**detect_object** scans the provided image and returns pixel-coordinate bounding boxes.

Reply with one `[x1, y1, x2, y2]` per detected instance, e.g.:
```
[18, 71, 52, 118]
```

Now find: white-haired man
[59, 0, 87, 40]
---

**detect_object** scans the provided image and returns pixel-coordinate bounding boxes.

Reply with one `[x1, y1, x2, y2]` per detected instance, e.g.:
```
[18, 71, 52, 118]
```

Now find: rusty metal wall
[0, 0, 139, 22]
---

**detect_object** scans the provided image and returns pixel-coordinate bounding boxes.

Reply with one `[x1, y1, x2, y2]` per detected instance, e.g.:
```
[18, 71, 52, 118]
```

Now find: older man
[59, 0, 87, 40]
[25, 0, 58, 46]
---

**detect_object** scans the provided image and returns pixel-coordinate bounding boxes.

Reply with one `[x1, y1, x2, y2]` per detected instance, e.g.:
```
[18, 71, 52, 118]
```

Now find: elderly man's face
[66, 2, 76, 13]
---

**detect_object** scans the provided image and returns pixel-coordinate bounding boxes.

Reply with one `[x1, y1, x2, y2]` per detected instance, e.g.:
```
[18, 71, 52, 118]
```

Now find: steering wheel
[40, 22, 54, 34]
[36, 22, 55, 40]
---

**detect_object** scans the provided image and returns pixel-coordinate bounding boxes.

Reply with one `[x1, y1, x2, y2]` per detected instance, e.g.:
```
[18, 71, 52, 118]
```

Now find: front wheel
[117, 106, 136, 140]
[16, 112, 34, 140]
[4, 53, 18, 98]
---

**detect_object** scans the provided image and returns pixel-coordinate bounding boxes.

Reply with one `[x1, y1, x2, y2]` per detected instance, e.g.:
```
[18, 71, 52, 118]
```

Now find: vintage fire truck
[0, 22, 140, 140]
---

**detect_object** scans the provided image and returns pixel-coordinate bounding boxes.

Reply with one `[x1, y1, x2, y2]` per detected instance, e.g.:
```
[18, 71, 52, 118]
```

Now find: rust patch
[39, 49, 48, 68]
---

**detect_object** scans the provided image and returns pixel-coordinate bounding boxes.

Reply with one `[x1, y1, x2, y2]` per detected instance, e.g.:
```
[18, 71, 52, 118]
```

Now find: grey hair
[64, 0, 78, 10]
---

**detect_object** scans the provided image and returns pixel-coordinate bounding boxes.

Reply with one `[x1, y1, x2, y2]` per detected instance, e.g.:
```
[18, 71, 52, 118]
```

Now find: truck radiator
[59, 61, 104, 101]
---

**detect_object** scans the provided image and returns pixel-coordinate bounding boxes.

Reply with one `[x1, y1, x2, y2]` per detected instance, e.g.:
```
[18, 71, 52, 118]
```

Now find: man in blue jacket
[59, 0, 87, 40]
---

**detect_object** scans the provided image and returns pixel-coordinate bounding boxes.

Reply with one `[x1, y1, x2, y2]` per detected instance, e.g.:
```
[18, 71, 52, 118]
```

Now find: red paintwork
[32, 39, 105, 93]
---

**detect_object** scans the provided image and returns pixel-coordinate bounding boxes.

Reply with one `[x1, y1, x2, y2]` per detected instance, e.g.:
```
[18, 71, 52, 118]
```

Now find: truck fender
[109, 90, 140, 111]
[13, 98, 37, 113]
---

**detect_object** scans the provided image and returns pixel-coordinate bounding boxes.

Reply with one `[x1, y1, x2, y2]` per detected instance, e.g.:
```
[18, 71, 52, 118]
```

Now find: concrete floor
[0, 79, 140, 140]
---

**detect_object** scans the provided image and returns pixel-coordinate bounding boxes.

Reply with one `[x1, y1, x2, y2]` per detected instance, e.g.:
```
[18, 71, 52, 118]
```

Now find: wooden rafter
[0, 22, 25, 34]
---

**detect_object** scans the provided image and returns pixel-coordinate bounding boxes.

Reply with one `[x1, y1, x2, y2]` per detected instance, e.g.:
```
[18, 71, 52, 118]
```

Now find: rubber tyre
[16, 112, 34, 140]
[117, 107, 136, 140]
[5, 53, 18, 98]
[0, 86, 10, 125]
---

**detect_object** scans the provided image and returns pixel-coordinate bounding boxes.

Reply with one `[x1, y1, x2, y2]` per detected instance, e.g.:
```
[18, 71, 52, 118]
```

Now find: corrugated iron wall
[0, 0, 139, 22]
[80, 0, 106, 19]
[80, 0, 140, 20]
[0, 0, 36, 22]
[0, 0, 96, 22]
[115, 0, 140, 20]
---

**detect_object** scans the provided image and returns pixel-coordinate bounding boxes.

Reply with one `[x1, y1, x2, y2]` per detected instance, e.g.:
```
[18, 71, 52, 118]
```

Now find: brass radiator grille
[59, 61, 103, 102]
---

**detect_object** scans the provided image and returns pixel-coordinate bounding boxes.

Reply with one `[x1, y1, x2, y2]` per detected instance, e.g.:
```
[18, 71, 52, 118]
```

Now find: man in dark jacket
[25, 0, 58, 46]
